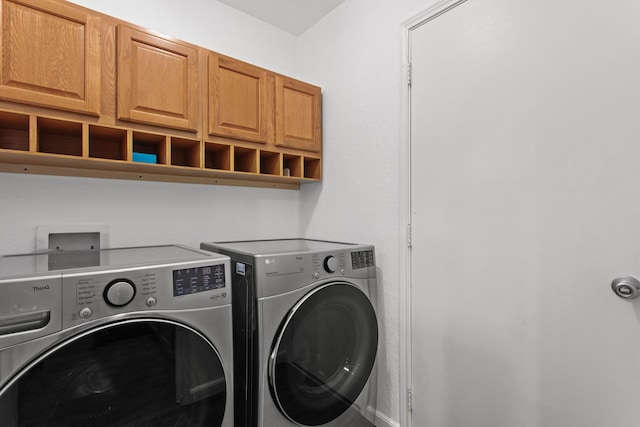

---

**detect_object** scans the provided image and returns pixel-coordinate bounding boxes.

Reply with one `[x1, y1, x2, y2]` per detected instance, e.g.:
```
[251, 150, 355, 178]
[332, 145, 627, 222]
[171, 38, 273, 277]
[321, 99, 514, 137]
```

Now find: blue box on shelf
[132, 152, 157, 164]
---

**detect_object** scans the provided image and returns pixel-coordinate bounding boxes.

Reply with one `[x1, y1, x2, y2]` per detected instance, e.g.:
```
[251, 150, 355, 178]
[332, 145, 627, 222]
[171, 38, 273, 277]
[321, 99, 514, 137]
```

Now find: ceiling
[217, 0, 346, 35]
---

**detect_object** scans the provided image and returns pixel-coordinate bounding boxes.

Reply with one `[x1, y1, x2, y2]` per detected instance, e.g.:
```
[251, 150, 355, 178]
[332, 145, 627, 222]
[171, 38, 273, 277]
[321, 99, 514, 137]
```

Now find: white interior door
[409, 0, 640, 426]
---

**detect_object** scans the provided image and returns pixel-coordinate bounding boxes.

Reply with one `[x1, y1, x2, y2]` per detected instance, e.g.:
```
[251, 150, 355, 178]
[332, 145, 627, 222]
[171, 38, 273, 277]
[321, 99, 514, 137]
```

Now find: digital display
[173, 264, 226, 297]
[351, 250, 375, 269]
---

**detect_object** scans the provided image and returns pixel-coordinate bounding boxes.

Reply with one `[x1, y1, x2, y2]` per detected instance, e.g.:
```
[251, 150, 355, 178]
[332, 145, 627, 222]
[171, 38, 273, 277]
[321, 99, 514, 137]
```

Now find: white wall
[0, 0, 301, 255]
[0, 174, 300, 254]
[68, 0, 299, 76]
[297, 1, 440, 424]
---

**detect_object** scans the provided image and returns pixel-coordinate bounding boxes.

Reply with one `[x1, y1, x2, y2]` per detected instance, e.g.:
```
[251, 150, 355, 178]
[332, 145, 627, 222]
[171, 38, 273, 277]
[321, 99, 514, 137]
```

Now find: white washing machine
[0, 244, 233, 427]
[201, 239, 378, 427]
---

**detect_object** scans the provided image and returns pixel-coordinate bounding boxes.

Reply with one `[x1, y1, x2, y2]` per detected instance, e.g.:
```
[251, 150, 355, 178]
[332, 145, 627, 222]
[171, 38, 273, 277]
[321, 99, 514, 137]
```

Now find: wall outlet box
[36, 225, 110, 252]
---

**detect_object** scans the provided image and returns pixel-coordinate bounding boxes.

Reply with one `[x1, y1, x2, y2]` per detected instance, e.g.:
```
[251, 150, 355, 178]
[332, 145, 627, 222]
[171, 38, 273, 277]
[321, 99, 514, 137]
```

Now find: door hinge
[407, 387, 413, 412]
[407, 62, 412, 86]
[407, 223, 412, 248]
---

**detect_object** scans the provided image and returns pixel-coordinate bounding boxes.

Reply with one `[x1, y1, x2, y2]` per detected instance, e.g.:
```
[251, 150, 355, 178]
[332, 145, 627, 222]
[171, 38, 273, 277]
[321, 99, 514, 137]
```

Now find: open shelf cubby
[283, 154, 302, 178]
[233, 146, 257, 173]
[38, 117, 83, 156]
[0, 111, 30, 151]
[260, 150, 281, 176]
[89, 125, 128, 161]
[171, 137, 201, 167]
[304, 157, 321, 180]
[204, 142, 231, 171]
[0, 109, 319, 189]
[132, 131, 167, 165]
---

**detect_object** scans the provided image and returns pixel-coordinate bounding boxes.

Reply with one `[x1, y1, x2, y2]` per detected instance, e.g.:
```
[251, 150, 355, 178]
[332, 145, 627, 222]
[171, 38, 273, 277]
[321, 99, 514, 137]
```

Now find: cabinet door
[0, 0, 100, 115]
[117, 25, 198, 132]
[208, 53, 273, 144]
[275, 76, 321, 153]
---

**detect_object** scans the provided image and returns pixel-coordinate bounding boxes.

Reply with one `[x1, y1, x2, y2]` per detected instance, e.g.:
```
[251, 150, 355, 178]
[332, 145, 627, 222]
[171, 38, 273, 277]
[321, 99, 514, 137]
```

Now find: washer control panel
[62, 259, 230, 328]
[172, 264, 226, 297]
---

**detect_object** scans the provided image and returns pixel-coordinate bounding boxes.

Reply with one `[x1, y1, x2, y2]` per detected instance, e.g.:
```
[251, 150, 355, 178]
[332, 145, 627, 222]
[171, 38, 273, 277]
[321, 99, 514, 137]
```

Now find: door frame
[400, 2, 469, 426]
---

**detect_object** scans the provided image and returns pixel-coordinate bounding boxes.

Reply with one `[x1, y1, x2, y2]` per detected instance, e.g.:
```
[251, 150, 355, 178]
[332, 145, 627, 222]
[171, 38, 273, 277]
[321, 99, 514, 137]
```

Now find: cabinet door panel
[275, 76, 321, 153]
[208, 53, 273, 143]
[117, 25, 198, 132]
[0, 0, 100, 115]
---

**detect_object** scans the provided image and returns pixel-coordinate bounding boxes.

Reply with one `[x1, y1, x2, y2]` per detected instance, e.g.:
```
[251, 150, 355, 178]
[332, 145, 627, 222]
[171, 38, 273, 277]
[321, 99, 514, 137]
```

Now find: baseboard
[369, 406, 400, 427]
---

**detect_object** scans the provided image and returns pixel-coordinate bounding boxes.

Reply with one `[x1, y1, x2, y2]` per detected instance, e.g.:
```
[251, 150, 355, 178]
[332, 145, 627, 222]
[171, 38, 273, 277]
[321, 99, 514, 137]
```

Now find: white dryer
[201, 239, 378, 427]
[0, 245, 233, 427]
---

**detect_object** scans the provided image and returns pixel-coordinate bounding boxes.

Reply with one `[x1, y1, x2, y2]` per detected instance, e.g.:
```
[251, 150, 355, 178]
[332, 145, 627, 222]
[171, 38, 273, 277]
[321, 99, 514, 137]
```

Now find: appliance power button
[79, 307, 92, 319]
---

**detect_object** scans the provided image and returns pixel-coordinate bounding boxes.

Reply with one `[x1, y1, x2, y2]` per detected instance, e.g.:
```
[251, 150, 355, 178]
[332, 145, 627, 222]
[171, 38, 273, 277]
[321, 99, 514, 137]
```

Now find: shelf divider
[29, 115, 37, 153]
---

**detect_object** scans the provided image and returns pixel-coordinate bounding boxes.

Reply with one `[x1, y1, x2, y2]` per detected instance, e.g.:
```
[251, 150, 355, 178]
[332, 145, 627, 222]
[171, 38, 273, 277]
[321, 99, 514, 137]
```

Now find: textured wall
[0, 174, 300, 254]
[296, 1, 440, 424]
[68, 0, 298, 76]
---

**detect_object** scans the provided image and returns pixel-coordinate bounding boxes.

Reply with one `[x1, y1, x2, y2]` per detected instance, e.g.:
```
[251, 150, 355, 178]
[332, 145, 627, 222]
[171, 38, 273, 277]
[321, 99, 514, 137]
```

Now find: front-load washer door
[268, 282, 378, 426]
[0, 319, 227, 427]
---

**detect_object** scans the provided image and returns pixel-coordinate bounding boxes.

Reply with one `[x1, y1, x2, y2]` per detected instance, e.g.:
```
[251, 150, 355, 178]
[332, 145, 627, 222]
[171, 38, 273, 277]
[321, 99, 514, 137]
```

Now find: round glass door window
[0, 319, 227, 427]
[269, 283, 378, 426]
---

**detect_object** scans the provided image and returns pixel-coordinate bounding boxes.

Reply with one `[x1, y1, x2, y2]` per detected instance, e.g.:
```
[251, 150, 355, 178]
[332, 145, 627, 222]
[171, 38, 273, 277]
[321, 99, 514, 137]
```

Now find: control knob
[104, 279, 136, 307]
[324, 256, 339, 273]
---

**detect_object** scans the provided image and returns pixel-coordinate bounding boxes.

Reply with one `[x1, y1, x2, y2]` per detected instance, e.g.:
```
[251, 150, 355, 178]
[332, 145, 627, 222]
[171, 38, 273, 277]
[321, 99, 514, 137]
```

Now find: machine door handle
[612, 276, 640, 300]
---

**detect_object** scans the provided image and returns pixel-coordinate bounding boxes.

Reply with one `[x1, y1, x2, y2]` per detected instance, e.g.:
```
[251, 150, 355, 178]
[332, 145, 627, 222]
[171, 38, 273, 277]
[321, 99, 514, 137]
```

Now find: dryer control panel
[200, 239, 376, 299]
[314, 252, 347, 275]
[254, 247, 376, 298]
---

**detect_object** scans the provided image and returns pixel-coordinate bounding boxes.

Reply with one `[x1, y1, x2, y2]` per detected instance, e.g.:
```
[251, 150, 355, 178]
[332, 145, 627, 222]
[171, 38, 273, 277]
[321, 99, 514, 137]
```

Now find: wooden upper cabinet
[117, 25, 198, 132]
[0, 0, 100, 115]
[208, 53, 273, 144]
[275, 76, 321, 153]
